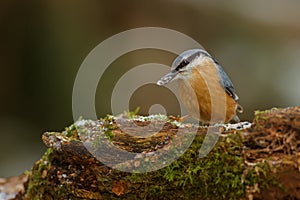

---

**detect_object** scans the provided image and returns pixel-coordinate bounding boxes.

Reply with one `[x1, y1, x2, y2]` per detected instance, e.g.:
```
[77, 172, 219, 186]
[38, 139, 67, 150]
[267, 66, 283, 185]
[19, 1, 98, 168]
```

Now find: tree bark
[1, 107, 300, 200]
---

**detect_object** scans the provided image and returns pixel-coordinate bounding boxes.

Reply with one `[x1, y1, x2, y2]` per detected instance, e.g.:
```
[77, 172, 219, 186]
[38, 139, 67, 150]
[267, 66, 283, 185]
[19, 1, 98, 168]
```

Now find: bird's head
[157, 49, 213, 86]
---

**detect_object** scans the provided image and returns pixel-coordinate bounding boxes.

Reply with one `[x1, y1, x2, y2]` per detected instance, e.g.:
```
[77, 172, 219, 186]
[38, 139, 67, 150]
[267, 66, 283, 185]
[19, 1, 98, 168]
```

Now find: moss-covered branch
[4, 107, 300, 200]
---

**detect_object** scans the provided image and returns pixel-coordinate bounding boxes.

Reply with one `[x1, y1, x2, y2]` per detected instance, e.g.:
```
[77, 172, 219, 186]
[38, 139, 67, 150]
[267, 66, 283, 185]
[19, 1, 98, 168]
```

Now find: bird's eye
[175, 59, 189, 72]
[182, 59, 189, 65]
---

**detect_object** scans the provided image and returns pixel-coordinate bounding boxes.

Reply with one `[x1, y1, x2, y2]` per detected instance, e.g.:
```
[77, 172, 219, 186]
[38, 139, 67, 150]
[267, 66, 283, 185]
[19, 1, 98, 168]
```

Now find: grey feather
[215, 63, 239, 101]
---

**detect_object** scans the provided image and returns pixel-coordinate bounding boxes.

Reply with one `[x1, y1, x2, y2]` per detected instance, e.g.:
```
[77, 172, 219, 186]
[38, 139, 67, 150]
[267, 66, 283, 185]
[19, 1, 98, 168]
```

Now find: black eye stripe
[174, 50, 216, 72]
[175, 59, 189, 71]
[175, 51, 200, 71]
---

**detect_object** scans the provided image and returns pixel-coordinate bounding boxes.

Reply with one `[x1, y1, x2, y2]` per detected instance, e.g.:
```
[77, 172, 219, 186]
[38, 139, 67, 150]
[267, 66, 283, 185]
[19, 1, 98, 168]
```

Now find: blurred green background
[1, 0, 300, 177]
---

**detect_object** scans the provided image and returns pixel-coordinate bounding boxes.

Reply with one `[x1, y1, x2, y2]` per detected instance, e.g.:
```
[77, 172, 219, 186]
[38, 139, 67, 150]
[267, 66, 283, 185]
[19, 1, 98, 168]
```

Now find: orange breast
[178, 58, 237, 123]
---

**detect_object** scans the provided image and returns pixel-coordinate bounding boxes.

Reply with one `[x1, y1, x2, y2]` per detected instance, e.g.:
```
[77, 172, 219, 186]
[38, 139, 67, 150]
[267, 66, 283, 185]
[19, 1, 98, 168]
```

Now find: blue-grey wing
[216, 64, 239, 101]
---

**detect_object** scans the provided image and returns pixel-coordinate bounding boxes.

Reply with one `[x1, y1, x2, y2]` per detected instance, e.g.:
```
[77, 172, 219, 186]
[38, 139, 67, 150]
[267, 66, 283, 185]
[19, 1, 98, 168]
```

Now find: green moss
[159, 134, 245, 198]
[254, 110, 268, 122]
[122, 132, 274, 199]
[124, 107, 140, 119]
[56, 184, 69, 198]
[26, 148, 53, 199]
[26, 147, 82, 199]
[254, 107, 283, 124]
[64, 123, 78, 138]
[27, 114, 279, 199]
[103, 115, 118, 141]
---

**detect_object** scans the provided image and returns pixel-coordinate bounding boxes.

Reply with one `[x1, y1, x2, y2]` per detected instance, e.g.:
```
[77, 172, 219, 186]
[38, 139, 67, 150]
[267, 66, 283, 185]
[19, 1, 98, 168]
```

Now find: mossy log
[3, 107, 300, 200]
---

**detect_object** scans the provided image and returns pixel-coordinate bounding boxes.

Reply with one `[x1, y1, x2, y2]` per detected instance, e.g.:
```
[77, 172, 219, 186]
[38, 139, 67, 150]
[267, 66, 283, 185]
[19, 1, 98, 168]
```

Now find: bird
[157, 49, 243, 124]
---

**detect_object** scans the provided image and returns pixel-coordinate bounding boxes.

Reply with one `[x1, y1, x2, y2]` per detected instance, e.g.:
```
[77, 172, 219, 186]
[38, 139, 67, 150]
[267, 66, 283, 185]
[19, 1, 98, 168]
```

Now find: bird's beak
[156, 70, 179, 86]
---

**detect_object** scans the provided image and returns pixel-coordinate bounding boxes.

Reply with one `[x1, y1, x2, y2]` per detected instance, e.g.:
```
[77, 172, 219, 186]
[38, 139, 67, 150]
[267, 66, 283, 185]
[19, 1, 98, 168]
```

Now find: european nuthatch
[157, 49, 243, 123]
